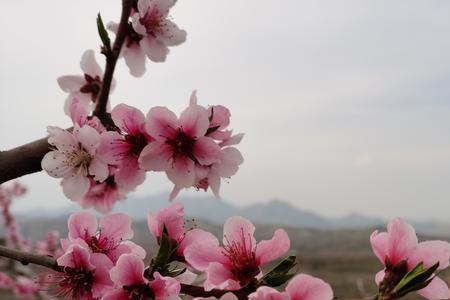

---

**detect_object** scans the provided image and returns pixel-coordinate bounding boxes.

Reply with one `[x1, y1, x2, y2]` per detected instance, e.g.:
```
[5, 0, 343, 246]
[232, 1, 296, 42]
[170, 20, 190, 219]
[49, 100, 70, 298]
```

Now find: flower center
[140, 10, 163, 37]
[65, 146, 92, 169]
[57, 267, 94, 299]
[123, 283, 155, 300]
[125, 132, 149, 156]
[166, 130, 199, 163]
[223, 230, 259, 286]
[80, 74, 102, 101]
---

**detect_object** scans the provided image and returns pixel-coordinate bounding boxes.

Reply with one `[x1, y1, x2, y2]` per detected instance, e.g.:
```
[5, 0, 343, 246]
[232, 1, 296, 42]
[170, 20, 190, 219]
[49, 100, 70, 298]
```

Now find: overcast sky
[1, 0, 450, 221]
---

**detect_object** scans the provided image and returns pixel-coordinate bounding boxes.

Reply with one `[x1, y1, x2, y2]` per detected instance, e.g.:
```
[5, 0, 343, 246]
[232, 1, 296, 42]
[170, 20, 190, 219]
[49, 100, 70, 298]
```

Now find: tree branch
[0, 137, 50, 184]
[93, 0, 133, 126]
[0, 245, 61, 271]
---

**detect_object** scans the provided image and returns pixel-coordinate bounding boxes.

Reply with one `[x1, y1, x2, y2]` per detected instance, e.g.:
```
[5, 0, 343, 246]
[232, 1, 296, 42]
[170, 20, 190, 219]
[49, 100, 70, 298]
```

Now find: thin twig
[93, 0, 133, 127]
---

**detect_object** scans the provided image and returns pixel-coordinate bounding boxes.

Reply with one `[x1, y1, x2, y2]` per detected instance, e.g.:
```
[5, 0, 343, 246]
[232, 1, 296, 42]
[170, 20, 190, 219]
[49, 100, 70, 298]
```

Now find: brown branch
[0, 137, 50, 184]
[0, 245, 61, 271]
[93, 0, 133, 127]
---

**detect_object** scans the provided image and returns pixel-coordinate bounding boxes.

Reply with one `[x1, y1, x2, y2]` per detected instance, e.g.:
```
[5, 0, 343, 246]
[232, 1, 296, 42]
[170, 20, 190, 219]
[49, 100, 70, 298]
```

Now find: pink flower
[147, 203, 217, 260]
[107, 0, 186, 77]
[101, 254, 181, 300]
[41, 125, 109, 201]
[49, 244, 113, 299]
[139, 104, 222, 198]
[62, 211, 145, 264]
[69, 98, 105, 133]
[184, 216, 290, 291]
[370, 218, 450, 299]
[248, 274, 333, 300]
[98, 104, 153, 191]
[78, 175, 126, 213]
[194, 293, 238, 300]
[57, 50, 115, 114]
[13, 276, 40, 299]
[0, 272, 14, 289]
[192, 146, 244, 198]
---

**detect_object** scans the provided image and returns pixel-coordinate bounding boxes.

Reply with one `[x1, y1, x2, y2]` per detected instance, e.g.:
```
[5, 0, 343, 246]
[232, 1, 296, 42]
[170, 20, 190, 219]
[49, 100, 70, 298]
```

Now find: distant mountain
[17, 193, 450, 236]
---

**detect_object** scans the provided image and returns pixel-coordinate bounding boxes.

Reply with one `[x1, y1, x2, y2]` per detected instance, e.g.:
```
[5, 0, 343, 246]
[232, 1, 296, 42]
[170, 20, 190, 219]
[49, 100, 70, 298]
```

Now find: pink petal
[219, 133, 245, 147]
[214, 147, 244, 177]
[223, 216, 256, 252]
[123, 44, 146, 77]
[99, 213, 134, 241]
[370, 230, 390, 265]
[139, 141, 173, 171]
[159, 20, 187, 46]
[386, 218, 418, 265]
[179, 228, 218, 256]
[204, 262, 240, 291]
[73, 125, 100, 156]
[150, 272, 181, 298]
[189, 90, 198, 106]
[101, 290, 129, 300]
[111, 103, 146, 136]
[57, 75, 85, 93]
[89, 157, 109, 182]
[285, 274, 334, 300]
[417, 276, 450, 300]
[375, 270, 385, 285]
[68, 211, 98, 240]
[140, 36, 169, 62]
[115, 157, 146, 191]
[193, 137, 222, 165]
[184, 234, 227, 271]
[69, 98, 89, 126]
[80, 49, 103, 77]
[110, 254, 146, 286]
[61, 173, 90, 201]
[166, 156, 196, 188]
[179, 104, 209, 138]
[97, 131, 127, 165]
[47, 126, 77, 152]
[256, 229, 290, 266]
[90, 253, 114, 298]
[41, 151, 73, 178]
[249, 287, 290, 300]
[147, 203, 184, 240]
[208, 105, 231, 130]
[57, 245, 94, 270]
[409, 240, 450, 270]
[169, 185, 182, 201]
[145, 106, 179, 140]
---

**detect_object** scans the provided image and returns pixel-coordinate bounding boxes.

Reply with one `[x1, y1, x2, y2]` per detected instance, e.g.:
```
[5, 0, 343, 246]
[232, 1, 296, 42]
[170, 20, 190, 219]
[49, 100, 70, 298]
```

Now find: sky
[1, 0, 450, 221]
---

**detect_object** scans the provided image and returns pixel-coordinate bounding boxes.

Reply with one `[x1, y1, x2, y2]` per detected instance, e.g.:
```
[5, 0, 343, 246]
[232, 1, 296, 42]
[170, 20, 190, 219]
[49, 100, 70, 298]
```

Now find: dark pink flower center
[166, 129, 199, 164]
[80, 74, 102, 101]
[123, 283, 155, 300]
[125, 133, 149, 156]
[87, 235, 116, 254]
[140, 9, 164, 37]
[55, 267, 94, 299]
[223, 230, 259, 286]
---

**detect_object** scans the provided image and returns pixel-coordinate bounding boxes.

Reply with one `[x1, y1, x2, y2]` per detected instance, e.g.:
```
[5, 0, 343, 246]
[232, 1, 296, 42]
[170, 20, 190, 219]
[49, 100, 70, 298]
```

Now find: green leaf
[394, 262, 439, 297]
[259, 255, 296, 287]
[151, 226, 177, 273]
[97, 13, 111, 54]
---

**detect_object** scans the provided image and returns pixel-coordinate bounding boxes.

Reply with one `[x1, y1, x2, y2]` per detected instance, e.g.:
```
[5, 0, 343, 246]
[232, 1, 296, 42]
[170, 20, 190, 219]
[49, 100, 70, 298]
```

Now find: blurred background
[1, 0, 450, 299]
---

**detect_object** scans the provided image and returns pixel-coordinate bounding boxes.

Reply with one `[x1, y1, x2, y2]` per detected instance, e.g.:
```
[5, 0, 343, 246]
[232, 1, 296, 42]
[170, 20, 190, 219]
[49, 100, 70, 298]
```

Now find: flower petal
[417, 276, 450, 300]
[179, 104, 209, 138]
[123, 44, 147, 77]
[57, 75, 85, 93]
[68, 211, 98, 240]
[139, 141, 173, 171]
[256, 229, 290, 266]
[61, 173, 90, 201]
[223, 216, 256, 252]
[110, 254, 146, 286]
[285, 274, 334, 300]
[100, 213, 134, 242]
[80, 49, 103, 77]
[193, 137, 222, 166]
[145, 106, 179, 140]
[140, 36, 169, 62]
[112, 103, 146, 135]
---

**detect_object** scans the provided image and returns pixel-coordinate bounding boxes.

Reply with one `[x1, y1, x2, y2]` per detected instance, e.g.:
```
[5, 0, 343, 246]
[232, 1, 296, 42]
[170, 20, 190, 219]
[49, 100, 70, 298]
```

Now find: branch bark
[0, 137, 50, 184]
